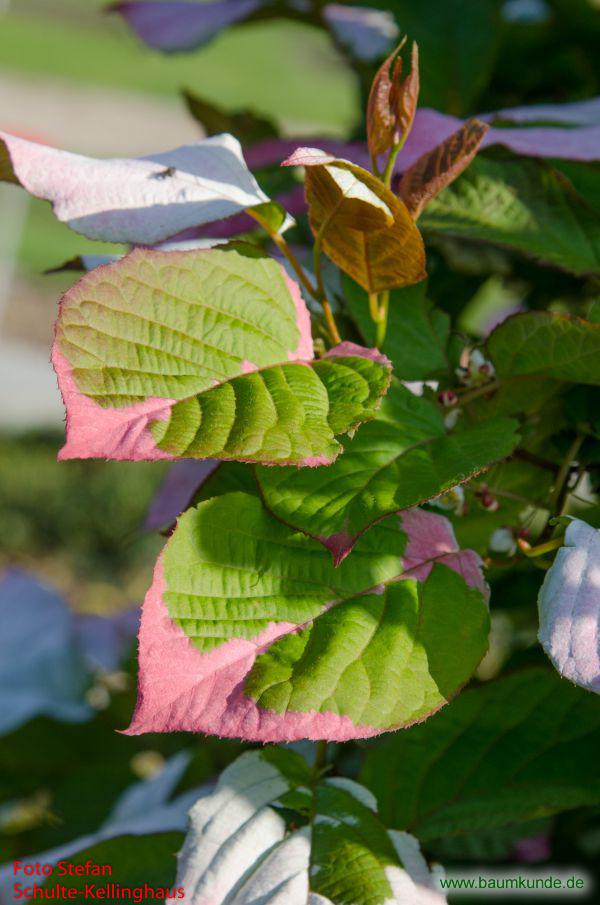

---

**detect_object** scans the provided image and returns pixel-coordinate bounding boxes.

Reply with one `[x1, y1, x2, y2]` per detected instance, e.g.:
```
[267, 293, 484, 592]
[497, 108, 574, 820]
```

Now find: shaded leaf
[284, 148, 425, 292]
[419, 155, 600, 275]
[0, 753, 205, 893]
[183, 89, 278, 144]
[486, 97, 600, 126]
[173, 749, 446, 905]
[0, 570, 91, 735]
[368, 0, 502, 115]
[360, 669, 600, 839]
[399, 119, 489, 219]
[344, 278, 450, 380]
[538, 518, 600, 693]
[109, 0, 264, 52]
[487, 311, 600, 385]
[0, 130, 282, 244]
[53, 248, 391, 465]
[323, 4, 399, 62]
[257, 380, 519, 562]
[144, 460, 221, 532]
[126, 491, 489, 740]
[112, 0, 399, 63]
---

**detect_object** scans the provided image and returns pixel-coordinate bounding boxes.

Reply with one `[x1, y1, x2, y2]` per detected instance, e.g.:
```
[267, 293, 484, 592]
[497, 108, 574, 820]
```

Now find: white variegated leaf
[173, 750, 446, 905]
[0, 131, 287, 244]
[538, 517, 600, 693]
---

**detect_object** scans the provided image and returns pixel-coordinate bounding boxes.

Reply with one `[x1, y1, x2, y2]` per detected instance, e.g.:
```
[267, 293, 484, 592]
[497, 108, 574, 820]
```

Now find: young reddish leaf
[284, 149, 426, 292]
[53, 248, 391, 465]
[126, 492, 489, 741]
[399, 119, 490, 218]
[392, 42, 420, 148]
[538, 518, 600, 693]
[0, 130, 282, 244]
[367, 41, 419, 160]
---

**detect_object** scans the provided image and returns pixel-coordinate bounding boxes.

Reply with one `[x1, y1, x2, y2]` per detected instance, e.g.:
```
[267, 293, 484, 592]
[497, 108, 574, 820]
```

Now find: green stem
[550, 434, 585, 515]
[376, 291, 390, 348]
[248, 207, 342, 346]
[313, 217, 342, 346]
[368, 292, 380, 324]
[456, 378, 503, 405]
[247, 209, 318, 299]
[381, 143, 402, 190]
[519, 535, 565, 558]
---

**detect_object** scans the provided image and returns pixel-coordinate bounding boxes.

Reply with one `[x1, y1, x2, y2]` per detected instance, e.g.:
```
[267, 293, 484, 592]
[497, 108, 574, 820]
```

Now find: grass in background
[0, 7, 357, 134]
[0, 432, 167, 612]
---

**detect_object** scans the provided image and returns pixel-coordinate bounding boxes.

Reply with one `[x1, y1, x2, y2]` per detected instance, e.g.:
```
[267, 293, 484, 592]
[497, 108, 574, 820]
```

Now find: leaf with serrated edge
[487, 311, 600, 384]
[53, 248, 391, 465]
[172, 749, 445, 905]
[419, 155, 600, 275]
[125, 492, 489, 741]
[399, 119, 489, 219]
[284, 147, 426, 293]
[538, 518, 600, 693]
[257, 380, 519, 563]
[0, 130, 286, 244]
[361, 668, 600, 839]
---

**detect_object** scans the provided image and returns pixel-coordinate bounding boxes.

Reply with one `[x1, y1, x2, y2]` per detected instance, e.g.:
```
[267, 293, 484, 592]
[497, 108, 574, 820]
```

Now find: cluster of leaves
[2, 1, 600, 902]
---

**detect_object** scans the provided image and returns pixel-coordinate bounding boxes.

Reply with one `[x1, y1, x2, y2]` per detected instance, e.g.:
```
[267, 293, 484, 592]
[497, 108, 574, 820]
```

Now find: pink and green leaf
[126, 492, 489, 741]
[53, 247, 391, 465]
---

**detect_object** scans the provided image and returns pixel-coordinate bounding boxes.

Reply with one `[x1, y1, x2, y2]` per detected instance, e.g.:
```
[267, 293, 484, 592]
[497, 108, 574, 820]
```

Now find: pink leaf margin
[51, 249, 313, 463]
[125, 507, 487, 741]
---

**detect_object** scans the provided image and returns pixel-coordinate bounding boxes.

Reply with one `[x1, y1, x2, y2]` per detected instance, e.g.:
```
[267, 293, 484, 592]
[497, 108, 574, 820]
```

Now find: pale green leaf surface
[257, 380, 519, 560]
[54, 248, 391, 464]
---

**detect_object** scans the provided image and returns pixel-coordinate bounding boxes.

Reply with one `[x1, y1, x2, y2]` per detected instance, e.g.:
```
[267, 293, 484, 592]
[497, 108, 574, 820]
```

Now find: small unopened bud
[431, 485, 465, 515]
[444, 408, 461, 430]
[489, 527, 517, 557]
[478, 361, 495, 379]
[438, 389, 457, 407]
[476, 485, 500, 512]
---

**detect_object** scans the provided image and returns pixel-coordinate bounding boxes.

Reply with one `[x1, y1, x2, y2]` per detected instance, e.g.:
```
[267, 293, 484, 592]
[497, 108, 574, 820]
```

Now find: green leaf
[487, 311, 600, 384]
[257, 379, 519, 561]
[127, 492, 490, 739]
[171, 749, 445, 905]
[420, 155, 600, 275]
[344, 278, 450, 379]
[360, 668, 600, 840]
[53, 248, 391, 465]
